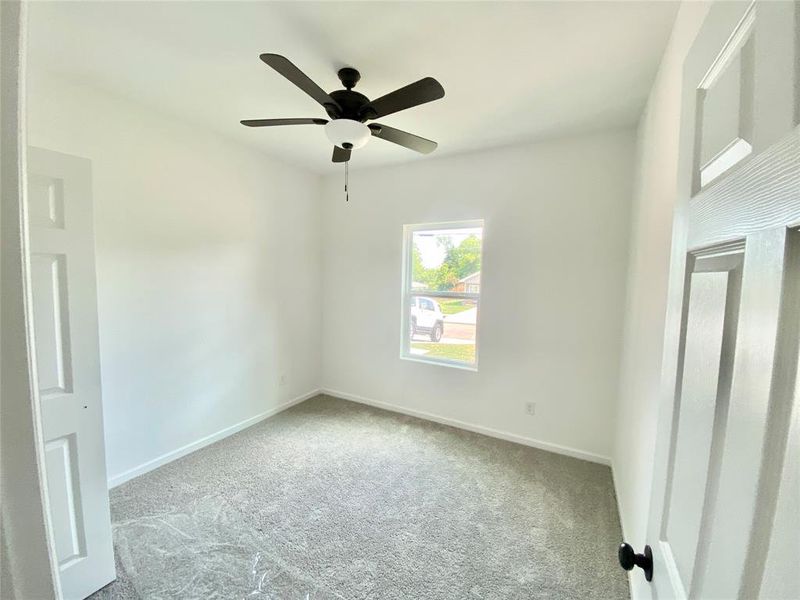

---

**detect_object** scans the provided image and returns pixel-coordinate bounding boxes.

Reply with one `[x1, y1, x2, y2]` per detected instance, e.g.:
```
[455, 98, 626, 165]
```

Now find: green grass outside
[411, 342, 476, 363]
[437, 299, 473, 316]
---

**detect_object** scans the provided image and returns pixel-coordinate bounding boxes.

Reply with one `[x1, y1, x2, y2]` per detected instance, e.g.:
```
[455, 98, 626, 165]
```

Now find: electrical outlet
[279, 374, 287, 386]
[525, 402, 535, 416]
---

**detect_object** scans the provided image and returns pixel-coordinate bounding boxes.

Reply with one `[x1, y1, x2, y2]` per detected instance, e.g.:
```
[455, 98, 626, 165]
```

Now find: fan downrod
[337, 67, 361, 90]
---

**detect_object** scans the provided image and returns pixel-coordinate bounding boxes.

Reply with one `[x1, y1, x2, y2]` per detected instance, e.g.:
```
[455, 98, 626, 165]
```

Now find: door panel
[662, 254, 742, 592]
[28, 147, 115, 599]
[28, 173, 65, 229]
[690, 1, 796, 195]
[44, 435, 85, 567]
[650, 231, 800, 600]
[643, 1, 800, 598]
[695, 9, 754, 188]
[31, 253, 73, 395]
[698, 229, 798, 598]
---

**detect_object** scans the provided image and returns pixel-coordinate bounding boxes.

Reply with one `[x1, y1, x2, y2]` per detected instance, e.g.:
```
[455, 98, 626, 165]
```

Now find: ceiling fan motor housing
[324, 68, 379, 121]
[323, 68, 372, 149]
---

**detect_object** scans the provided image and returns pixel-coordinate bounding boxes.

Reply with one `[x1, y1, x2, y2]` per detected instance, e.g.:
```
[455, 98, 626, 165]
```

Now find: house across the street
[453, 271, 480, 293]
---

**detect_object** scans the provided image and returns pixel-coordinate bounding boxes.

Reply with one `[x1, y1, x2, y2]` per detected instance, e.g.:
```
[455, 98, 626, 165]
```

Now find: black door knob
[618, 543, 653, 582]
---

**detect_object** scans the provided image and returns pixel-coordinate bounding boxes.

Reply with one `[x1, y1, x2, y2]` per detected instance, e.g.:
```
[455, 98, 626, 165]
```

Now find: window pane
[408, 297, 478, 365]
[411, 227, 482, 293]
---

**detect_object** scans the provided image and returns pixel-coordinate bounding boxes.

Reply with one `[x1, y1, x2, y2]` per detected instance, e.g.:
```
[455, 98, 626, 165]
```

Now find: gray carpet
[90, 395, 629, 599]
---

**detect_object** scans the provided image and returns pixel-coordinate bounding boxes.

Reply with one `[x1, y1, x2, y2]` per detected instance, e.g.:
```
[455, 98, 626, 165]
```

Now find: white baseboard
[611, 462, 628, 540]
[108, 386, 611, 489]
[107, 389, 320, 488]
[320, 387, 611, 466]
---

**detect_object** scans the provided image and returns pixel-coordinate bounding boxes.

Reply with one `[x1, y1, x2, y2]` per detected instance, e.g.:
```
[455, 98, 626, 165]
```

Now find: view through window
[401, 221, 483, 368]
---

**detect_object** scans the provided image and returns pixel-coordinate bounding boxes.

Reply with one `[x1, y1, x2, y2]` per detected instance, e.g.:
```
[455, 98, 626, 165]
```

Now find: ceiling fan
[240, 54, 445, 163]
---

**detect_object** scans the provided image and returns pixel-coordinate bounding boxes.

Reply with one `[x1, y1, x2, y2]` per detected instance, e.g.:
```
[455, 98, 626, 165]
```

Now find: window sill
[400, 354, 479, 372]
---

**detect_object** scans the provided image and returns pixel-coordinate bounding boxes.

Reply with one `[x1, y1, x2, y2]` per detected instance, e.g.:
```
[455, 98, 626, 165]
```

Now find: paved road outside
[444, 307, 476, 324]
[443, 308, 476, 341]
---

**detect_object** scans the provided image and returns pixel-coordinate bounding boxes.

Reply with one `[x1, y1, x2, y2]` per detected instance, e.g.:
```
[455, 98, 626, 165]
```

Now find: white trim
[321, 388, 611, 466]
[611, 463, 636, 599]
[611, 463, 628, 539]
[659, 539, 688, 600]
[107, 389, 320, 488]
[400, 354, 478, 372]
[699, 137, 752, 187]
[697, 1, 755, 90]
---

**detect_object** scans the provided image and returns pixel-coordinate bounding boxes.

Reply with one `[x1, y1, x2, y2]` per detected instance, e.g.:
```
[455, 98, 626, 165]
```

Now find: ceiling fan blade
[332, 146, 351, 163]
[260, 54, 341, 114]
[363, 77, 444, 120]
[240, 118, 328, 127]
[368, 123, 437, 154]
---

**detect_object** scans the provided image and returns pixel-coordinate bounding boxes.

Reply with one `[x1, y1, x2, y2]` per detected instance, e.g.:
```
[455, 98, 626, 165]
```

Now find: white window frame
[400, 219, 484, 371]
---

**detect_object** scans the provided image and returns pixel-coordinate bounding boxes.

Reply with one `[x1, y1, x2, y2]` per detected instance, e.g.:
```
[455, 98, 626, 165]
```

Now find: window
[400, 220, 484, 369]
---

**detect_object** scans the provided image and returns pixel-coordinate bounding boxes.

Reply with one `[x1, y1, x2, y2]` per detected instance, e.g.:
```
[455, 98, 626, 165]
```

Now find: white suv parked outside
[410, 296, 444, 342]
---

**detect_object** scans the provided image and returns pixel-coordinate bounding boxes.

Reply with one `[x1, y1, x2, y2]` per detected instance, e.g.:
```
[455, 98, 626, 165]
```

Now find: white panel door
[628, 1, 800, 598]
[28, 147, 115, 599]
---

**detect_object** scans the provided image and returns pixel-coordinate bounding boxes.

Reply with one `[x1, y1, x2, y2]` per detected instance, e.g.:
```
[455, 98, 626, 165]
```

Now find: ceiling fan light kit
[325, 119, 371, 150]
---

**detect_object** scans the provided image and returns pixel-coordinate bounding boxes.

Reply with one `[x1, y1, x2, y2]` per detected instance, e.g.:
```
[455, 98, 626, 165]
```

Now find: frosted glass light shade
[324, 119, 371, 149]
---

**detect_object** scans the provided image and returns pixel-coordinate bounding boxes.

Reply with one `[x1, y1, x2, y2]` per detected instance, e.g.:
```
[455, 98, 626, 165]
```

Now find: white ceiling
[27, 1, 678, 174]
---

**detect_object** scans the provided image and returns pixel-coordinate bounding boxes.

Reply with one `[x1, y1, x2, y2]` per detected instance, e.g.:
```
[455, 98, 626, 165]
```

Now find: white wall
[612, 3, 711, 598]
[319, 130, 635, 462]
[25, 72, 322, 485]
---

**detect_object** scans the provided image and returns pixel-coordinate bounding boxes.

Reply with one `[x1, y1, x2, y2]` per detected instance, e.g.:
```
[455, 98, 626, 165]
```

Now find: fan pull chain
[344, 160, 349, 202]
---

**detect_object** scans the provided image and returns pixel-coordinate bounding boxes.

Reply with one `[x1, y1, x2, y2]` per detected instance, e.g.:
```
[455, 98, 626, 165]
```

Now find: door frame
[1, 1, 62, 598]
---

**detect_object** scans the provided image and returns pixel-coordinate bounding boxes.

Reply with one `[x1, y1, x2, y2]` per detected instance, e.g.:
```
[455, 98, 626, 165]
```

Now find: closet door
[28, 146, 115, 599]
